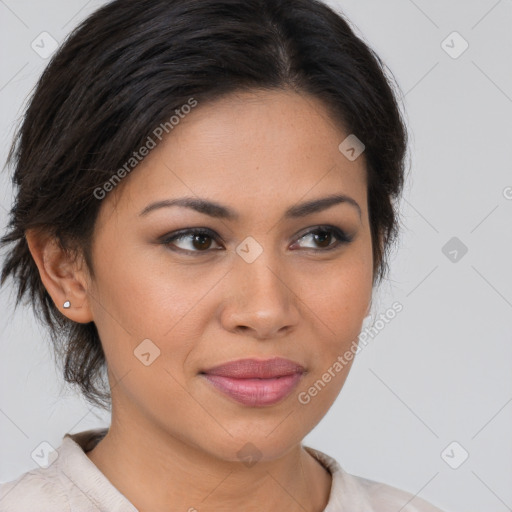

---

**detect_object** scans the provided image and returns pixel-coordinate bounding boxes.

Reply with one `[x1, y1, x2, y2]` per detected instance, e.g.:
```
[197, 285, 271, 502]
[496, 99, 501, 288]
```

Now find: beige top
[0, 428, 446, 512]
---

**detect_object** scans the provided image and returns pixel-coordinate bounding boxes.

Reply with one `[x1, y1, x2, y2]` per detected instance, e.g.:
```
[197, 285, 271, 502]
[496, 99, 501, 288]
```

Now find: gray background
[1, 1, 511, 511]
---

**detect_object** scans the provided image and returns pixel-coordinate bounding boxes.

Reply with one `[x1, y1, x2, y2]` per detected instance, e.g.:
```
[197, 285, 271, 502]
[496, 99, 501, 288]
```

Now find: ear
[25, 228, 94, 324]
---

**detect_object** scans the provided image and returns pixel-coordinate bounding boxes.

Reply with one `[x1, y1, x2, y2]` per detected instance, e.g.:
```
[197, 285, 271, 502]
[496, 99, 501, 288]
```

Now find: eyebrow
[139, 193, 362, 221]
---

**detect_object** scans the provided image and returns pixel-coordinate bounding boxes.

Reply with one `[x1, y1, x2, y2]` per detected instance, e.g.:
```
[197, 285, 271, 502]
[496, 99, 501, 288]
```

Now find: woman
[0, 0, 446, 510]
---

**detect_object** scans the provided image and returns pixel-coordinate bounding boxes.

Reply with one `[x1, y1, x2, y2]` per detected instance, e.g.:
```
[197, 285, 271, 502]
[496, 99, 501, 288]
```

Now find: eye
[291, 225, 353, 252]
[160, 228, 223, 254]
[159, 225, 353, 255]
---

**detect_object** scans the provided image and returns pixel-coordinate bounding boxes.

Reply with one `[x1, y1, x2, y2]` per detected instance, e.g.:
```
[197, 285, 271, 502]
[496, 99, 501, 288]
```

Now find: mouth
[200, 357, 305, 407]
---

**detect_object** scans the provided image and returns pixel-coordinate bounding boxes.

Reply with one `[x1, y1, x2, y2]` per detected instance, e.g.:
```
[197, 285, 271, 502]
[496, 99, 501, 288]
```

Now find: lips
[200, 357, 305, 406]
[201, 357, 305, 379]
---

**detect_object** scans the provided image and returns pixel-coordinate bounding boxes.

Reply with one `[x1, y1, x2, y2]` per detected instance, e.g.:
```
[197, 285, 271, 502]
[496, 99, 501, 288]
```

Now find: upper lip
[201, 357, 305, 379]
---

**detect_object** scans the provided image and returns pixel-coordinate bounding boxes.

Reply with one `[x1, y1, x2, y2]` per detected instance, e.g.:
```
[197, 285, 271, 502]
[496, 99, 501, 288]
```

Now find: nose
[219, 250, 301, 340]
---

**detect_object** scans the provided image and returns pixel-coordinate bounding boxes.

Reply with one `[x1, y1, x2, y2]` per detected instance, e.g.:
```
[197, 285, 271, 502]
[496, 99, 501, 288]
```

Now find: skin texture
[26, 89, 374, 512]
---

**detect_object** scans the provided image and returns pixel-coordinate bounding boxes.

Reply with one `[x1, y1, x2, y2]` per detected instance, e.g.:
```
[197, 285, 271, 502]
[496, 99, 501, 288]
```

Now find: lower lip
[202, 372, 303, 406]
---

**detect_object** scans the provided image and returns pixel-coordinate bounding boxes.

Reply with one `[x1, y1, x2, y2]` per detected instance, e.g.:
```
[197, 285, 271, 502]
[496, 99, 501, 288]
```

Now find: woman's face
[84, 89, 373, 461]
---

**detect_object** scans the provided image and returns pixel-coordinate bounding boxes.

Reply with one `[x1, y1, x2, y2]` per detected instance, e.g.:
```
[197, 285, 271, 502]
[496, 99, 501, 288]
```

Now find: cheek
[293, 260, 370, 420]
[296, 254, 372, 402]
[303, 256, 372, 336]
[88, 249, 223, 388]
[91, 243, 211, 339]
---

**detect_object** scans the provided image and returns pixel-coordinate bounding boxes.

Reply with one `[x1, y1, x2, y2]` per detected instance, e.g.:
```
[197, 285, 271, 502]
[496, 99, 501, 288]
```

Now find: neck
[86, 410, 332, 512]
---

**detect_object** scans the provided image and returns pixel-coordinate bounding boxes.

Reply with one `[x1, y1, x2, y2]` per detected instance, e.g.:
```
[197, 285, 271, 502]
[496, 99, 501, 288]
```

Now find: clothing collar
[59, 427, 372, 511]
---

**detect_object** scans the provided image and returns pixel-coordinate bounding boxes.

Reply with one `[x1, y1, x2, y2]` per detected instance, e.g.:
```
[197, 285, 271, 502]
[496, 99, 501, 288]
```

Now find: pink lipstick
[200, 357, 305, 407]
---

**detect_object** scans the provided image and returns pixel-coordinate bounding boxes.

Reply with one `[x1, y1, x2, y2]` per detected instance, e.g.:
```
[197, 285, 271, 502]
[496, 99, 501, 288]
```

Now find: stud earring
[63, 300, 71, 309]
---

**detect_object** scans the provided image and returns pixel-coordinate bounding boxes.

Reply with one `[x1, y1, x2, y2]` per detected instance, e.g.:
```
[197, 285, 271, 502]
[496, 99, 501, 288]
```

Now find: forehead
[102, 89, 367, 223]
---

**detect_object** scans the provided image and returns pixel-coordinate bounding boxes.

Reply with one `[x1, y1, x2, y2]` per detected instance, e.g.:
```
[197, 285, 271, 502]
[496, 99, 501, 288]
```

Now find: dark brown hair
[0, 0, 408, 410]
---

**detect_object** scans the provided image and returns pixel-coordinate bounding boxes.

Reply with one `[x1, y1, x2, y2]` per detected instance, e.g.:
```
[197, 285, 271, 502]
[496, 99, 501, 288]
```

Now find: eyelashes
[160, 227, 223, 253]
[159, 225, 354, 255]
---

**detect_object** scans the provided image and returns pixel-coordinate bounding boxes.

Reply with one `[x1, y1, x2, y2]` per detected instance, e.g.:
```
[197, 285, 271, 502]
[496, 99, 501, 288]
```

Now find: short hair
[0, 0, 408, 410]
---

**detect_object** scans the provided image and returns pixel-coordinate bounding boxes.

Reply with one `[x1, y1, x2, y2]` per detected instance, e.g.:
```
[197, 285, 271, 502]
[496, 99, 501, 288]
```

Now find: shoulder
[0, 428, 110, 512]
[0, 467, 70, 512]
[350, 473, 446, 512]
[304, 445, 447, 512]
